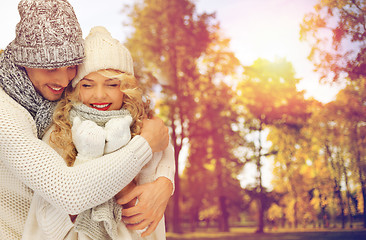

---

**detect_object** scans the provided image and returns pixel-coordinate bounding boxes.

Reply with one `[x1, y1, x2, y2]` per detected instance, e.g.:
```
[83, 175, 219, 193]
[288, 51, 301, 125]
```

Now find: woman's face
[25, 66, 77, 101]
[78, 71, 124, 111]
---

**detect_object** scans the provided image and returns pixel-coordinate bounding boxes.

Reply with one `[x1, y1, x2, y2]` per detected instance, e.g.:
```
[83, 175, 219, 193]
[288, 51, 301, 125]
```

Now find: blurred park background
[1, 0, 366, 238]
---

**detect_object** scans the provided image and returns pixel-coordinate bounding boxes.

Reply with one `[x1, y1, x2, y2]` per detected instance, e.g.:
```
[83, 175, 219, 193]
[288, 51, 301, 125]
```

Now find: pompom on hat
[8, 0, 85, 69]
[72, 26, 134, 87]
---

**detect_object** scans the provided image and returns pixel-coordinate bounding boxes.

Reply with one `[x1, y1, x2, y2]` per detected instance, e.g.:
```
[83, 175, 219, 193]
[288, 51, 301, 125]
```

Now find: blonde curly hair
[49, 69, 153, 166]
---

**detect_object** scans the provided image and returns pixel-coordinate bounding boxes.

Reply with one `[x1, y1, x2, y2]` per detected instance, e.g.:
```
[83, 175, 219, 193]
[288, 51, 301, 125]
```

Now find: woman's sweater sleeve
[0, 95, 152, 215]
[154, 143, 176, 193]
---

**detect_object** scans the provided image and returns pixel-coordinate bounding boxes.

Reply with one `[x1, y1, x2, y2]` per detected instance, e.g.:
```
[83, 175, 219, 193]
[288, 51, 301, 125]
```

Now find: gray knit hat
[8, 0, 84, 69]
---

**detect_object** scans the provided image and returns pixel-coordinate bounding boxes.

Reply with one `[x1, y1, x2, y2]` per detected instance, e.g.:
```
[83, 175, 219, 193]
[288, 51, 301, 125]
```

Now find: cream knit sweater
[0, 88, 154, 240]
[22, 111, 175, 240]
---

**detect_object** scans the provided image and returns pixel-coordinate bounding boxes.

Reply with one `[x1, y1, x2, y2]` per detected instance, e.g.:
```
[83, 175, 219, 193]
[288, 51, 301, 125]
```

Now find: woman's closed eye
[106, 79, 121, 88]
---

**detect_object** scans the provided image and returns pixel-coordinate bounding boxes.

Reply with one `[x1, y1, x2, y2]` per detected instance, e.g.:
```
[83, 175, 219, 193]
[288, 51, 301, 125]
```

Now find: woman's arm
[153, 143, 175, 193]
[118, 177, 173, 237]
[116, 144, 175, 237]
[0, 96, 168, 215]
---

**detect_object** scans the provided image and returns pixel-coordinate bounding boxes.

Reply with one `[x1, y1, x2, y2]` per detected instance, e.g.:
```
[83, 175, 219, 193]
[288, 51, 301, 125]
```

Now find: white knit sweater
[0, 88, 155, 240]
[22, 137, 174, 240]
[22, 113, 175, 240]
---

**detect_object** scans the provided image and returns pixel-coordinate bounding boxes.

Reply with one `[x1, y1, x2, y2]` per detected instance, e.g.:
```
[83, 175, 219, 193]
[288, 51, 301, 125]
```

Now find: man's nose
[56, 67, 73, 87]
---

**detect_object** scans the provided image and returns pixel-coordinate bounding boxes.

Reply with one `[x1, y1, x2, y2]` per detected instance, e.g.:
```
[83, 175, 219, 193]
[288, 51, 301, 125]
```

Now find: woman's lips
[90, 103, 111, 111]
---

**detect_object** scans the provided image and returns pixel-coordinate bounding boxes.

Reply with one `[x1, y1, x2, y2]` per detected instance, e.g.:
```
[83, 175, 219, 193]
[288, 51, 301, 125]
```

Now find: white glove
[71, 116, 106, 160]
[104, 116, 133, 154]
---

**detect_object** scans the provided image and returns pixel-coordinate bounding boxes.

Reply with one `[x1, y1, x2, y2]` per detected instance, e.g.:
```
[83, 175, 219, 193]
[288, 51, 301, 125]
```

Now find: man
[0, 0, 173, 239]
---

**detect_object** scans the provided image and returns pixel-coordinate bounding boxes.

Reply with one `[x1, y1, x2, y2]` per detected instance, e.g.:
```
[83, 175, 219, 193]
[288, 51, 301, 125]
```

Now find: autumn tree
[237, 57, 311, 233]
[312, 100, 355, 228]
[320, 108, 359, 229]
[125, 0, 215, 232]
[300, 0, 366, 83]
[194, 32, 243, 232]
[268, 110, 318, 229]
[324, 77, 366, 227]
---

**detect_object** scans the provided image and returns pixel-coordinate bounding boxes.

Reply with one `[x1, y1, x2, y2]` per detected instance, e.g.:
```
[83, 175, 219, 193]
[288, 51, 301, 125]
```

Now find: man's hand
[140, 117, 169, 153]
[116, 177, 173, 237]
[115, 180, 137, 209]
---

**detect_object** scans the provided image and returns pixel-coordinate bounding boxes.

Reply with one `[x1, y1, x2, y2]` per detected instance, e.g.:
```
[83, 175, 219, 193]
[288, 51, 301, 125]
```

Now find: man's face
[24, 66, 77, 101]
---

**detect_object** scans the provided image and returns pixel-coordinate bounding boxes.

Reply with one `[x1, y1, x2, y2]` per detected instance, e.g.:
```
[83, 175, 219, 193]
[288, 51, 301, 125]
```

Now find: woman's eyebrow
[106, 78, 120, 82]
[80, 78, 94, 82]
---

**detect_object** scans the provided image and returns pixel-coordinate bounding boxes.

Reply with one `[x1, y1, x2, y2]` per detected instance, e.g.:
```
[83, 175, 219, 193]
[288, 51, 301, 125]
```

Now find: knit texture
[0, 49, 56, 138]
[73, 26, 134, 87]
[70, 109, 170, 240]
[70, 107, 134, 239]
[70, 102, 131, 126]
[22, 106, 174, 240]
[8, 0, 84, 68]
[0, 87, 152, 239]
[74, 199, 123, 240]
[22, 194, 74, 239]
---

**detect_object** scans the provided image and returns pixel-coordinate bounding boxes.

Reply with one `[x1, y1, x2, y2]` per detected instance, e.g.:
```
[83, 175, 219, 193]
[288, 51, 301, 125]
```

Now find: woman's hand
[140, 117, 169, 153]
[116, 177, 173, 237]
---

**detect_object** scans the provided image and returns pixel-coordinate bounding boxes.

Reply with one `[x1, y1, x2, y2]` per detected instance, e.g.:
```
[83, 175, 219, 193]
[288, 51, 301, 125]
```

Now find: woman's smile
[90, 103, 112, 111]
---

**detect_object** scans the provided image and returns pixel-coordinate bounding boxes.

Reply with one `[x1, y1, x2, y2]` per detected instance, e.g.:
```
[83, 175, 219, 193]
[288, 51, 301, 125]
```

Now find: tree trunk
[256, 124, 265, 233]
[353, 126, 366, 228]
[256, 196, 264, 233]
[357, 162, 366, 228]
[324, 144, 345, 228]
[219, 195, 229, 232]
[216, 155, 229, 232]
[342, 158, 353, 228]
[171, 115, 182, 233]
[334, 183, 345, 228]
[294, 198, 298, 229]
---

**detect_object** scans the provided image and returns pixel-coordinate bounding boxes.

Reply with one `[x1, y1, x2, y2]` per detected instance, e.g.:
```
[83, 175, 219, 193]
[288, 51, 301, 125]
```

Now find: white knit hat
[73, 26, 134, 87]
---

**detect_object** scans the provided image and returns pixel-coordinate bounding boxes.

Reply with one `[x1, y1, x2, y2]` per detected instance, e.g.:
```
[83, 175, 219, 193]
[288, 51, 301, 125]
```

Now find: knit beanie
[72, 26, 134, 87]
[8, 0, 84, 69]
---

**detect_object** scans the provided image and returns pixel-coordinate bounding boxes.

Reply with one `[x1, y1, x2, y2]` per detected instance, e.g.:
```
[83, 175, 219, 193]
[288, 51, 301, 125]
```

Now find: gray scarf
[69, 102, 131, 127]
[0, 48, 56, 138]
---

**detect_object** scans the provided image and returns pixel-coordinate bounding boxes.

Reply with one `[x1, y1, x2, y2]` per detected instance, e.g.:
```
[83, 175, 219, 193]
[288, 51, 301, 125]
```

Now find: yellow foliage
[267, 203, 283, 221]
[199, 205, 219, 221]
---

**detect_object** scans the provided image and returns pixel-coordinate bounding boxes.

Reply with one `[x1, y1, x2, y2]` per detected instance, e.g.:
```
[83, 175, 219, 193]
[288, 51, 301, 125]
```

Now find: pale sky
[0, 0, 341, 103]
[0, 0, 343, 188]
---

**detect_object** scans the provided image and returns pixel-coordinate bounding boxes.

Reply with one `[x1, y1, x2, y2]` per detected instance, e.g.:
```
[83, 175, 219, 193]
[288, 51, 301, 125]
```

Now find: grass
[166, 227, 366, 240]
